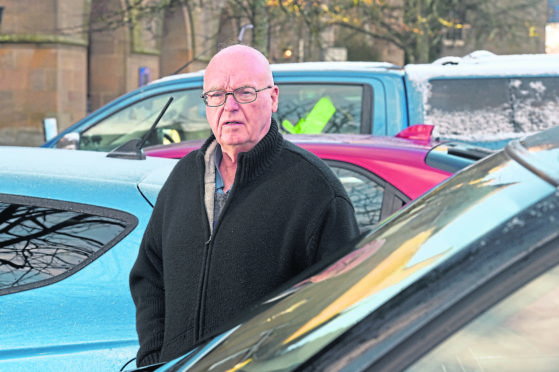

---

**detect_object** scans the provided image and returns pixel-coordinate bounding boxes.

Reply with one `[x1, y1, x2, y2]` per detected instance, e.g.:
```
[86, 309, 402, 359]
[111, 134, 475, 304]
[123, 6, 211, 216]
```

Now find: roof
[143, 133, 438, 159]
[406, 51, 559, 81]
[151, 61, 403, 85]
[270, 61, 402, 72]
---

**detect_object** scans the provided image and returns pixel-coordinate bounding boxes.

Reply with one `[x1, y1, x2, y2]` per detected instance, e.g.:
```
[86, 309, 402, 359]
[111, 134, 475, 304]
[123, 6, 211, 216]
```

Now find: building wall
[0, 0, 207, 146]
[0, 0, 87, 146]
[87, 0, 162, 113]
[160, 5, 193, 76]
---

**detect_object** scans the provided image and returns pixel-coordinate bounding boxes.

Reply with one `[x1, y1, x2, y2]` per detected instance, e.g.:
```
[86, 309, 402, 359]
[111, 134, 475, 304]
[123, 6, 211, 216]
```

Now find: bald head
[204, 45, 274, 91]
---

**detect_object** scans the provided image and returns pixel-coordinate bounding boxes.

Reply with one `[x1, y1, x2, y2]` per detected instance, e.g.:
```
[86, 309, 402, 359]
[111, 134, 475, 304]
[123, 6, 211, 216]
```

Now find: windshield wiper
[107, 96, 174, 160]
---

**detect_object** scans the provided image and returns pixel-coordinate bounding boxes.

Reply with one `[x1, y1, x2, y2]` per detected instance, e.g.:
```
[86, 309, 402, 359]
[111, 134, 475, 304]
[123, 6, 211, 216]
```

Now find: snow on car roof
[406, 51, 559, 81]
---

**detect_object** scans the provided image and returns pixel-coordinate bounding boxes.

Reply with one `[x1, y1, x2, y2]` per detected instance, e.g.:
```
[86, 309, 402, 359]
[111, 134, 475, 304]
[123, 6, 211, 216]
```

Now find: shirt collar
[214, 146, 226, 194]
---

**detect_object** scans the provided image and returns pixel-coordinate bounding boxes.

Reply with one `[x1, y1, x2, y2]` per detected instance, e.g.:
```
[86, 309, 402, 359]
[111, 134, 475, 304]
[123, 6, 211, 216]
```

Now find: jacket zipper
[195, 183, 235, 340]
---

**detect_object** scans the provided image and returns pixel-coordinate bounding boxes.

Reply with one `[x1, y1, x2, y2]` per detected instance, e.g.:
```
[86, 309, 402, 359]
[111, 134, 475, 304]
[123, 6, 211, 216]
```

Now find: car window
[425, 78, 512, 139]
[509, 76, 559, 133]
[0, 195, 137, 295]
[327, 161, 407, 229]
[76, 83, 367, 152]
[425, 77, 559, 143]
[79, 89, 210, 152]
[274, 84, 364, 134]
[406, 262, 559, 372]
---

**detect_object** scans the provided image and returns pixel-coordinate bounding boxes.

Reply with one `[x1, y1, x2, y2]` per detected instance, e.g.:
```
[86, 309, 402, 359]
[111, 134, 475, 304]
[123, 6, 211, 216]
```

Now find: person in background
[129, 44, 360, 367]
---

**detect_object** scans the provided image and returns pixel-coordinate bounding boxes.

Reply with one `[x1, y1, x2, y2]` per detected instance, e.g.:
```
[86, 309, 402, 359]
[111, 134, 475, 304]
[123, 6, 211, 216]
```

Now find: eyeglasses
[201, 86, 273, 107]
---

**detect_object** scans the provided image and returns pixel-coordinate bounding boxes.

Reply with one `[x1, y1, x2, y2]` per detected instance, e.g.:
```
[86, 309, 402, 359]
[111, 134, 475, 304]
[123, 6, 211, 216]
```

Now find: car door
[325, 160, 409, 230]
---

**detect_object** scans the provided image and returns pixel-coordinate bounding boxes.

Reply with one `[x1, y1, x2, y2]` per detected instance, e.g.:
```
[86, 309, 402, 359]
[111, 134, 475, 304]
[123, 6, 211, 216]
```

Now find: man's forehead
[204, 67, 269, 90]
[205, 75, 256, 90]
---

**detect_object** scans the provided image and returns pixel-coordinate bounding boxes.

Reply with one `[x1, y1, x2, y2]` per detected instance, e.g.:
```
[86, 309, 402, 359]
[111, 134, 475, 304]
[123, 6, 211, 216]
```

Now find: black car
[128, 125, 559, 372]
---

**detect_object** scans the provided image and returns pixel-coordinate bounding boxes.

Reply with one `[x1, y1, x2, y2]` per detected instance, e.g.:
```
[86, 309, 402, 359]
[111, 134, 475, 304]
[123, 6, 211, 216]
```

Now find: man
[129, 45, 360, 367]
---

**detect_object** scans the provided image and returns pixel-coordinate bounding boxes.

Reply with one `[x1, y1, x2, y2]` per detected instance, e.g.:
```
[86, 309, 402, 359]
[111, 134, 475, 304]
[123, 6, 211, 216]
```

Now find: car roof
[143, 133, 443, 186]
[144, 132, 492, 201]
[152, 61, 403, 86]
[0, 147, 177, 207]
[145, 133, 438, 154]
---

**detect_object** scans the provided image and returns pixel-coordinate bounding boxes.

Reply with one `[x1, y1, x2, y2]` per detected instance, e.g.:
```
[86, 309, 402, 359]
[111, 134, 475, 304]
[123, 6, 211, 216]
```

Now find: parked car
[144, 125, 492, 230]
[0, 147, 178, 371]
[42, 62, 404, 152]
[127, 125, 559, 372]
[42, 52, 559, 152]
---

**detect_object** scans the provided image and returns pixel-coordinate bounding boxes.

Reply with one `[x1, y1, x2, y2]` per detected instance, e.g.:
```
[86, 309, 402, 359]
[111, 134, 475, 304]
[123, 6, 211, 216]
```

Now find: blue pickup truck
[43, 51, 559, 151]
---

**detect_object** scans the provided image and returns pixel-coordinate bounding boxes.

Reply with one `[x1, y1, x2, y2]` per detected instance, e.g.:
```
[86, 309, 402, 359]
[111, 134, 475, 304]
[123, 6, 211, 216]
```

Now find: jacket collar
[199, 119, 284, 187]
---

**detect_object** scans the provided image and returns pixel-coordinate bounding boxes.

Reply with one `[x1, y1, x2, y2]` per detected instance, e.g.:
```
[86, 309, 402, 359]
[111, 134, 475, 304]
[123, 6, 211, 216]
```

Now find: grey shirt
[213, 146, 231, 228]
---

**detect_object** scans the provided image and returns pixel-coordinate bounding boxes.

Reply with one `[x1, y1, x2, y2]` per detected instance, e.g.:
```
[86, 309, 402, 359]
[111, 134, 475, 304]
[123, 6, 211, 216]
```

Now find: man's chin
[219, 137, 258, 153]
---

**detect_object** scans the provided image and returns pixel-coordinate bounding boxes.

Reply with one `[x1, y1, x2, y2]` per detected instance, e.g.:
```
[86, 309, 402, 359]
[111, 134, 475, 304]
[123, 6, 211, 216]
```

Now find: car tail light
[395, 124, 434, 143]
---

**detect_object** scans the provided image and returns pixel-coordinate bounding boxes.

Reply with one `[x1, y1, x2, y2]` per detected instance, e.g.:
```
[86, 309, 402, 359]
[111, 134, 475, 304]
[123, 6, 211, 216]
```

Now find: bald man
[129, 45, 360, 367]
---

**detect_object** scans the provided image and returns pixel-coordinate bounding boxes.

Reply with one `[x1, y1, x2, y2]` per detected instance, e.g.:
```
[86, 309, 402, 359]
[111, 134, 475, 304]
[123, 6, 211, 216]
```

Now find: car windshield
[79, 91, 210, 152]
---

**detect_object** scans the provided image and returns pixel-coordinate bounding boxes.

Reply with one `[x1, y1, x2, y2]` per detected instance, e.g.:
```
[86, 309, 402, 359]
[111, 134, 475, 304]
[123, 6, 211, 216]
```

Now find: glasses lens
[205, 91, 226, 106]
[234, 87, 257, 103]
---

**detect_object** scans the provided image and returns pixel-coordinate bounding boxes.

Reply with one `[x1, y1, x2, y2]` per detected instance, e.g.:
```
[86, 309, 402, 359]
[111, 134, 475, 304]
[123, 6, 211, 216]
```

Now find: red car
[144, 125, 491, 229]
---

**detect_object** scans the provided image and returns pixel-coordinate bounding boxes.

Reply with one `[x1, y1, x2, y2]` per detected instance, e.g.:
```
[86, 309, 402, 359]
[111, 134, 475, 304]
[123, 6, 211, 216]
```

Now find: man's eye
[208, 92, 225, 98]
[236, 88, 253, 96]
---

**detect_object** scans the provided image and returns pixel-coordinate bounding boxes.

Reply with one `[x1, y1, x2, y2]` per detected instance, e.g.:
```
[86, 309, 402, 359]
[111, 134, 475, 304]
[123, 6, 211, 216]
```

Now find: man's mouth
[223, 121, 242, 126]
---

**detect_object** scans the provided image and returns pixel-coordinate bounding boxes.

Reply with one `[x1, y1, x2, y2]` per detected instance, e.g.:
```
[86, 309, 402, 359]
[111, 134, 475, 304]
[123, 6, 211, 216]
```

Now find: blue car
[42, 62, 413, 152]
[127, 125, 559, 372]
[0, 147, 177, 371]
[42, 54, 559, 152]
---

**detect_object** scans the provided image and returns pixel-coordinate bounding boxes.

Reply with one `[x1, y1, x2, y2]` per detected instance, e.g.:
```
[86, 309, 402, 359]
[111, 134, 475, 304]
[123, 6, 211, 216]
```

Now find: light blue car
[0, 147, 177, 371]
[42, 54, 559, 152]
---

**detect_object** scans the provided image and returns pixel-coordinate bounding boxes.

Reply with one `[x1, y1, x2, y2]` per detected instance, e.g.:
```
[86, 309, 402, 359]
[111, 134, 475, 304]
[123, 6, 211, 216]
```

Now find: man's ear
[271, 85, 280, 112]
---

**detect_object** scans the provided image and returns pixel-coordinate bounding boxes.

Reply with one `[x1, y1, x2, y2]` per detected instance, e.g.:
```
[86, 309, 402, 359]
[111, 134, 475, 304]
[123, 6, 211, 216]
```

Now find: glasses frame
[201, 86, 273, 107]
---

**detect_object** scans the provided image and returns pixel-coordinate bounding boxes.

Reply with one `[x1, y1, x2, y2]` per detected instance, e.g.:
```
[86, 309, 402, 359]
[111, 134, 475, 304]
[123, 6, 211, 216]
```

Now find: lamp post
[238, 24, 253, 44]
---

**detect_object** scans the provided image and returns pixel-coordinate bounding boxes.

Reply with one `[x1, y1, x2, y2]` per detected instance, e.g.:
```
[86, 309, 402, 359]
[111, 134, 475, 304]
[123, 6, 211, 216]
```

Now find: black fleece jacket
[129, 120, 359, 367]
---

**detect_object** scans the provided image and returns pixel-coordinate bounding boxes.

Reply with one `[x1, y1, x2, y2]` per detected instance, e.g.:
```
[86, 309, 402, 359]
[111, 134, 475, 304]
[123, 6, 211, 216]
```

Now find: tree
[224, 0, 270, 54]
[72, 0, 545, 64]
[268, 0, 544, 63]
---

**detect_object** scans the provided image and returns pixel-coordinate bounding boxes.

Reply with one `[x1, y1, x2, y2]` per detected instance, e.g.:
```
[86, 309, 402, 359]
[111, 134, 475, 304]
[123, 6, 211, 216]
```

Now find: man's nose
[223, 93, 239, 110]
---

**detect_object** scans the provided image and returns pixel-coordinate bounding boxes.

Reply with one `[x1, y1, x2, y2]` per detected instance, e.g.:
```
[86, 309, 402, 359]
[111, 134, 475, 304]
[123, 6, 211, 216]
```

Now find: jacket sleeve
[129, 221, 165, 367]
[310, 194, 361, 263]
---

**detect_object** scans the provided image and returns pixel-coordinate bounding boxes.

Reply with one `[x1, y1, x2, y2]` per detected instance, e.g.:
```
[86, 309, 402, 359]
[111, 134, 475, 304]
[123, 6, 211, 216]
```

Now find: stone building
[0, 0, 235, 146]
[0, 0, 551, 146]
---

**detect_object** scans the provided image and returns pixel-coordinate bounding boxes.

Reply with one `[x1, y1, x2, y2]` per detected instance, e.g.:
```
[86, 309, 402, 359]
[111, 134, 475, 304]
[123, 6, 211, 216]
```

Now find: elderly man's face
[203, 47, 279, 154]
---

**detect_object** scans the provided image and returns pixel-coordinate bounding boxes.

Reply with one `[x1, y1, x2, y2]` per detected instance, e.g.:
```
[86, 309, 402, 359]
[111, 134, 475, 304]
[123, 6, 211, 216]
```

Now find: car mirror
[56, 132, 80, 150]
